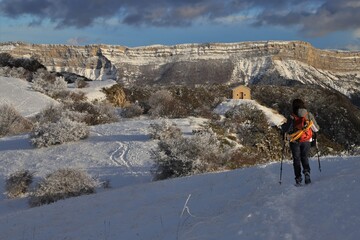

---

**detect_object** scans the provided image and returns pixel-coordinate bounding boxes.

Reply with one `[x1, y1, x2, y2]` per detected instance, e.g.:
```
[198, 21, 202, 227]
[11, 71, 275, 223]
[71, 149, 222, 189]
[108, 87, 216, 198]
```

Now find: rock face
[1, 41, 359, 96]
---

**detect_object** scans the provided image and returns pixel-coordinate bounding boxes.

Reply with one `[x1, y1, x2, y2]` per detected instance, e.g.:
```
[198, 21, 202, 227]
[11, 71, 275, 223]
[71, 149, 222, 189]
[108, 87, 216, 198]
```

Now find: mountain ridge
[1, 41, 359, 96]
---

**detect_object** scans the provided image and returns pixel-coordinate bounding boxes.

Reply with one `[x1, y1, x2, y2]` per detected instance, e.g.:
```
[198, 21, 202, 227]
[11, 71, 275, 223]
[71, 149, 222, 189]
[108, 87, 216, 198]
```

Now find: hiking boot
[304, 172, 311, 184]
[295, 177, 302, 185]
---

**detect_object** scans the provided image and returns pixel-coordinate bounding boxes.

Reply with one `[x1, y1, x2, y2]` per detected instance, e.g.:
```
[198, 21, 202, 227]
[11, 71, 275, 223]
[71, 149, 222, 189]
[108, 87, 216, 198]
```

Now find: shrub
[151, 127, 228, 180]
[148, 90, 186, 118]
[32, 104, 83, 124]
[102, 84, 129, 107]
[0, 104, 33, 137]
[0, 66, 33, 81]
[30, 116, 89, 147]
[5, 170, 33, 199]
[52, 90, 87, 103]
[168, 85, 229, 117]
[29, 168, 98, 207]
[211, 103, 283, 163]
[149, 120, 182, 140]
[0, 53, 12, 67]
[34, 100, 118, 128]
[122, 85, 228, 117]
[32, 70, 67, 97]
[121, 103, 144, 118]
[66, 101, 119, 125]
[123, 85, 152, 113]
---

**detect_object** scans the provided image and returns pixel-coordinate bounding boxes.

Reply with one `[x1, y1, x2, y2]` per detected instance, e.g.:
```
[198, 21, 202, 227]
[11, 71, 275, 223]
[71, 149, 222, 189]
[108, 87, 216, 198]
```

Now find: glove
[311, 132, 317, 147]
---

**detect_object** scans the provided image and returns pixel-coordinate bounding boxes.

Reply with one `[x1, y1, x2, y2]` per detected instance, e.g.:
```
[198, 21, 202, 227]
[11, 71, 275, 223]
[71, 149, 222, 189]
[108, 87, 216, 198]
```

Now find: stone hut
[231, 85, 251, 99]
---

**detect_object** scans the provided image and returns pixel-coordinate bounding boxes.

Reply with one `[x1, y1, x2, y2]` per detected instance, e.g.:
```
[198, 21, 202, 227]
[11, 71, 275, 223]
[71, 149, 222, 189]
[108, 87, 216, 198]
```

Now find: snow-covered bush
[32, 70, 67, 97]
[30, 116, 89, 148]
[5, 170, 33, 199]
[149, 120, 182, 140]
[33, 104, 83, 124]
[211, 103, 283, 163]
[0, 104, 33, 137]
[151, 127, 228, 180]
[66, 101, 119, 125]
[29, 168, 98, 207]
[225, 104, 269, 145]
[121, 103, 144, 118]
[148, 90, 186, 118]
[0, 66, 33, 81]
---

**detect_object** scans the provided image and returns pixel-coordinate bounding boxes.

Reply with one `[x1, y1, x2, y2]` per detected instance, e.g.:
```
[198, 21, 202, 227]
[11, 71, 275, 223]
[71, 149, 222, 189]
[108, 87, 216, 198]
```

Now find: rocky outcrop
[0, 43, 116, 80]
[1, 41, 359, 95]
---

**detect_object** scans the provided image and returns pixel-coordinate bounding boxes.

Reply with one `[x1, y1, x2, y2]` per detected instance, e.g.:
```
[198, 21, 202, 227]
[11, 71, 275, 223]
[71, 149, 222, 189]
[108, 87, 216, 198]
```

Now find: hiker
[282, 99, 320, 185]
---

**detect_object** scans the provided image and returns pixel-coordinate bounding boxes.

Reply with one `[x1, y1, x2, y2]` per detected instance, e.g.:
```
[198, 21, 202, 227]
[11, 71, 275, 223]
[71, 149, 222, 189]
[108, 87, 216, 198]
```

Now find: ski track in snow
[90, 128, 137, 176]
[109, 141, 134, 174]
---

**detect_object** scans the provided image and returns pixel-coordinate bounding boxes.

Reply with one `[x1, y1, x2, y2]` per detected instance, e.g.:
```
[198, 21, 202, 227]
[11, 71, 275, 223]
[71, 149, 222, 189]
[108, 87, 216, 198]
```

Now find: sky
[0, 0, 360, 50]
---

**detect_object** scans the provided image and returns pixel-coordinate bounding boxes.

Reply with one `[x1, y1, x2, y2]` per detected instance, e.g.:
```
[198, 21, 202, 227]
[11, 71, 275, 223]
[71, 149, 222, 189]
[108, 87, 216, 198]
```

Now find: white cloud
[214, 15, 249, 25]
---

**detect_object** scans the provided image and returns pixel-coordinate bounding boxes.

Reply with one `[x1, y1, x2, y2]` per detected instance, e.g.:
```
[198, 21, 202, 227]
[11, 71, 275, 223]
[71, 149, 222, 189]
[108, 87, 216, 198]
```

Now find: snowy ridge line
[2, 41, 360, 97]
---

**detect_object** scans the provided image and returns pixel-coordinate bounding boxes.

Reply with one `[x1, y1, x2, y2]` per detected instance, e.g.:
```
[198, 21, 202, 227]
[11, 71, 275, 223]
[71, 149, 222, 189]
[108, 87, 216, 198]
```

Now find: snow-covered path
[0, 156, 359, 240]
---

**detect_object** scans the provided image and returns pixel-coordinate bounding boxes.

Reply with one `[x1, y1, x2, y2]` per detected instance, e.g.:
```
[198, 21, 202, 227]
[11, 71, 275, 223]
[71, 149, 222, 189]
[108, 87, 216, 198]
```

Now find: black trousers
[290, 141, 311, 180]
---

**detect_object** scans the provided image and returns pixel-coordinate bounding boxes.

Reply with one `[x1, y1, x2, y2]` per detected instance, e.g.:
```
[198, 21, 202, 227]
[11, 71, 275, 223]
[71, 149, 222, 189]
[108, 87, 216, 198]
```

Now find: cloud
[0, 0, 125, 28]
[0, 0, 305, 28]
[0, 0, 359, 38]
[254, 0, 360, 37]
[214, 15, 249, 24]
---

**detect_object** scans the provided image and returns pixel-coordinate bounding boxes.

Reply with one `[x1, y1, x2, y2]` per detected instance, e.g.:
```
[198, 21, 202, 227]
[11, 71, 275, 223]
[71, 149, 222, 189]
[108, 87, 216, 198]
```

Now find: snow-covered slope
[69, 79, 118, 101]
[0, 77, 58, 117]
[272, 59, 358, 96]
[0, 74, 359, 240]
[0, 153, 359, 240]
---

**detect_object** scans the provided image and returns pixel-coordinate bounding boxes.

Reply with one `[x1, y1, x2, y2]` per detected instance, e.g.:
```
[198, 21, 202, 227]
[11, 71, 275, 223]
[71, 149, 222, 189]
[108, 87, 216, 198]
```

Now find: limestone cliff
[1, 41, 359, 96]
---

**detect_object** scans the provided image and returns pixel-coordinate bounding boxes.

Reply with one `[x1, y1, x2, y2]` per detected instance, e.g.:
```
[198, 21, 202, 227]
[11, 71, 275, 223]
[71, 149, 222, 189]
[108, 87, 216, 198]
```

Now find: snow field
[0, 76, 359, 239]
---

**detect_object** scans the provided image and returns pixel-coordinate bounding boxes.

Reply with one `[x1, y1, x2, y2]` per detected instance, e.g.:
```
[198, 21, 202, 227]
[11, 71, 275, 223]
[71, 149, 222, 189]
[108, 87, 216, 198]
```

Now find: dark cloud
[0, 0, 359, 37]
[0, 0, 302, 28]
[0, 0, 126, 28]
[254, 0, 360, 37]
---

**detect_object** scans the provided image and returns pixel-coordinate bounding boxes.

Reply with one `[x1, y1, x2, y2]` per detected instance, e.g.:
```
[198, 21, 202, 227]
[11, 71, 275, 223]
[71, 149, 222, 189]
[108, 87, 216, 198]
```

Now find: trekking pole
[279, 140, 286, 185]
[316, 142, 321, 172]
